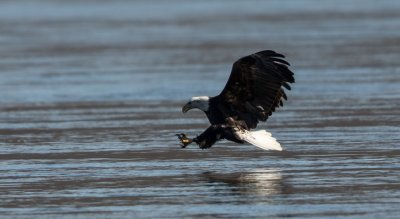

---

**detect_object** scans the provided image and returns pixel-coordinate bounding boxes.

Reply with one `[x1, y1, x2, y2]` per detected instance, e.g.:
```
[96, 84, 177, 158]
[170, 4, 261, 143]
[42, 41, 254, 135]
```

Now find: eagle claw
[176, 133, 193, 148]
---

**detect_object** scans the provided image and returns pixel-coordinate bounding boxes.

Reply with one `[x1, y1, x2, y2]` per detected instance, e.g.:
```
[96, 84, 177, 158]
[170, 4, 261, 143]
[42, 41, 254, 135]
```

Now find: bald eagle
[176, 50, 294, 151]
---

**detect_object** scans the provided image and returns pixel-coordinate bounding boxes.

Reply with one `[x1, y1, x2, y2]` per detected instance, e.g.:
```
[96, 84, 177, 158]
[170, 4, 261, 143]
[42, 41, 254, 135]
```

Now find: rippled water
[1, 0, 400, 218]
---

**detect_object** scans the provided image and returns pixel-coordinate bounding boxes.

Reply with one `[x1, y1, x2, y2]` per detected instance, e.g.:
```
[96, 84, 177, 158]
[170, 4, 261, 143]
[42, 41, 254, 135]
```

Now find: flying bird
[176, 50, 294, 151]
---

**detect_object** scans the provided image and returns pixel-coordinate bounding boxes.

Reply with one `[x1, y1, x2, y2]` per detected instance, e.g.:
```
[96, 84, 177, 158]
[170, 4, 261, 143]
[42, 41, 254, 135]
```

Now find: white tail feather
[235, 129, 283, 151]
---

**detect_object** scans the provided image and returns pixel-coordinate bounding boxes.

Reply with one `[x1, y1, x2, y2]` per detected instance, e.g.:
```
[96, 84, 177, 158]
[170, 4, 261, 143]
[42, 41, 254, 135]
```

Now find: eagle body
[177, 50, 295, 150]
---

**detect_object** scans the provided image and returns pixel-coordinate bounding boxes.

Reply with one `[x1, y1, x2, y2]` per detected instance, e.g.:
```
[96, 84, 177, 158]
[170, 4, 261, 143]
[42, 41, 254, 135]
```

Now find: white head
[182, 96, 210, 113]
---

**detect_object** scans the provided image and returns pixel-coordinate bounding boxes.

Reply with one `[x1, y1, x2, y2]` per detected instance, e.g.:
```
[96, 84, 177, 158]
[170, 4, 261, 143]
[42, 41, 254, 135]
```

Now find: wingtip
[256, 50, 285, 58]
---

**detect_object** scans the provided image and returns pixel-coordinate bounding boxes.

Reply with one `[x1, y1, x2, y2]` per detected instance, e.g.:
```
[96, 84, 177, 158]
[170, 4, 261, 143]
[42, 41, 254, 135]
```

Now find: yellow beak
[182, 102, 191, 113]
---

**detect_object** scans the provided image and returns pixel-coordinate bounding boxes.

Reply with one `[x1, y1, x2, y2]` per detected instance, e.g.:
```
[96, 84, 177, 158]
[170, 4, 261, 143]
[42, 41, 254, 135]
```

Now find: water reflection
[202, 169, 292, 198]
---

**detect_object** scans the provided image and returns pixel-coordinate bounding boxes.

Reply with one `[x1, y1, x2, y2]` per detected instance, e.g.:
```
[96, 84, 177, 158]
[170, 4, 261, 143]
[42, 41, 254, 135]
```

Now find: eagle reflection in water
[202, 169, 292, 197]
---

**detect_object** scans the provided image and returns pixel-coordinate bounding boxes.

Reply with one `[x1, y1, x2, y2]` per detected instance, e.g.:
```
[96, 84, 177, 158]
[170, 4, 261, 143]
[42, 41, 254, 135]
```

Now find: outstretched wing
[218, 50, 294, 129]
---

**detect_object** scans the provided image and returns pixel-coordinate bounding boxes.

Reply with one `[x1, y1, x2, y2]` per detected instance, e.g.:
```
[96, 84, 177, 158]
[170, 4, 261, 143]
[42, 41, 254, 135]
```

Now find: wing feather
[218, 50, 295, 129]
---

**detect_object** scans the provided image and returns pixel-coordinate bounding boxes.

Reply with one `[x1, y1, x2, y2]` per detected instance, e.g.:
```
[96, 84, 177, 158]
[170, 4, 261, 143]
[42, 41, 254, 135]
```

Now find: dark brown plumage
[177, 50, 295, 149]
[218, 50, 295, 128]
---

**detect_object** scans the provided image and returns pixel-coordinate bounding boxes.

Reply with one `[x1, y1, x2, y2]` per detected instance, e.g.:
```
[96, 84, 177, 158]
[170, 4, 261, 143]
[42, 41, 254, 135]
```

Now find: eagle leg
[226, 117, 248, 130]
[192, 125, 226, 149]
[176, 133, 193, 148]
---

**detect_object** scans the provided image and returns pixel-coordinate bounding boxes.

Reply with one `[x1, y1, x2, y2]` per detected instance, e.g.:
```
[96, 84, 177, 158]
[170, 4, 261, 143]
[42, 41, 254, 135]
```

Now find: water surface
[1, 0, 400, 218]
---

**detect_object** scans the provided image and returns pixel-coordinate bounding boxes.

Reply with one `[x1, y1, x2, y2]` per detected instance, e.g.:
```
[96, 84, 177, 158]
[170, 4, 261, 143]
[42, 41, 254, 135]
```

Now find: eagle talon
[176, 133, 193, 148]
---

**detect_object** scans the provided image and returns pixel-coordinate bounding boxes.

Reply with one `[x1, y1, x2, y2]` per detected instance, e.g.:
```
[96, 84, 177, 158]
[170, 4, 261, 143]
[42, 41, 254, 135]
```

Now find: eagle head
[182, 96, 210, 113]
